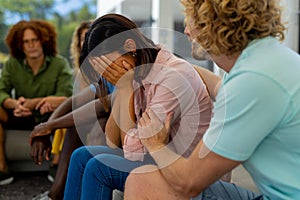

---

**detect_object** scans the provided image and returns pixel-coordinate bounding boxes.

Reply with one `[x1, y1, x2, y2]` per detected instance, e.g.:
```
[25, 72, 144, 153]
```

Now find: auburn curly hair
[181, 0, 286, 56]
[5, 19, 58, 59]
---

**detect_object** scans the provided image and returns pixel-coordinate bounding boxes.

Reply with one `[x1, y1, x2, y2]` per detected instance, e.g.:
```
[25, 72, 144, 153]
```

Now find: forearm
[48, 96, 68, 110]
[105, 114, 121, 148]
[49, 87, 101, 120]
[48, 96, 73, 120]
[106, 87, 135, 147]
[2, 98, 17, 109]
[149, 142, 240, 197]
[27, 97, 43, 110]
[119, 89, 135, 132]
[72, 86, 99, 108]
[149, 145, 189, 192]
[47, 99, 109, 130]
[193, 65, 221, 101]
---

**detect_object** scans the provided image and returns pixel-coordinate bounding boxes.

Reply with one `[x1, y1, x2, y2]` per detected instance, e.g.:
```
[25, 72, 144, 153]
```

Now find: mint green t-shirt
[203, 37, 300, 199]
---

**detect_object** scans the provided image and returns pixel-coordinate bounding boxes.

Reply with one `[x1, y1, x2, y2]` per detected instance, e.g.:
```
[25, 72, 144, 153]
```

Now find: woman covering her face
[64, 13, 213, 199]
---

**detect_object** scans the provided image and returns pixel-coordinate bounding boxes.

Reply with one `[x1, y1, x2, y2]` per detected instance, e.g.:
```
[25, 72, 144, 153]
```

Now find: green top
[0, 55, 73, 122]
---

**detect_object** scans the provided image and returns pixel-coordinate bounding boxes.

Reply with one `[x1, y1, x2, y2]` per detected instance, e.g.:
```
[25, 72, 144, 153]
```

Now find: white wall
[281, 0, 299, 52]
[97, 0, 124, 17]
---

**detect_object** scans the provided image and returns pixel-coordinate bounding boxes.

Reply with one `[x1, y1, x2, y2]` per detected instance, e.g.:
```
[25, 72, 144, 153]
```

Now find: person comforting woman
[63, 13, 215, 200]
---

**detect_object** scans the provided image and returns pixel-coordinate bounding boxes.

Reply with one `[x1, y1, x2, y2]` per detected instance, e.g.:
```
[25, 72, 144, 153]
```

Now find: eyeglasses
[23, 38, 40, 45]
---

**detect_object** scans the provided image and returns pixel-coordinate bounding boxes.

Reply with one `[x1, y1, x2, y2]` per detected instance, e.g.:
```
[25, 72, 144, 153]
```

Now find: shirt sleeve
[54, 57, 73, 97]
[203, 72, 289, 161]
[0, 60, 13, 106]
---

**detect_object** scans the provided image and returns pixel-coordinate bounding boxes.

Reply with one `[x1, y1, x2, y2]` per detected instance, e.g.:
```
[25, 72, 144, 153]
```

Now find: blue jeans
[192, 180, 262, 200]
[63, 146, 155, 200]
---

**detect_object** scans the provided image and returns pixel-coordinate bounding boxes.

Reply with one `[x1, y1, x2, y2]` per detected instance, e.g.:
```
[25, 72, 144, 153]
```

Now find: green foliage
[0, 0, 96, 60]
[0, 10, 8, 54]
[0, 0, 55, 20]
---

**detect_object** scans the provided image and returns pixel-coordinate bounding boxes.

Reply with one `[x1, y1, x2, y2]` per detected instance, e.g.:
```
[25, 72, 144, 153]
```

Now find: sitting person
[62, 13, 214, 200]
[124, 0, 300, 199]
[29, 16, 224, 200]
[0, 19, 73, 185]
[29, 20, 115, 200]
[44, 20, 93, 184]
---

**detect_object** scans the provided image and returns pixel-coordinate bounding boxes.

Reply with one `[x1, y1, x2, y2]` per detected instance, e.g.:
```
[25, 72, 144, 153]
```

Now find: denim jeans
[63, 146, 155, 200]
[192, 180, 262, 200]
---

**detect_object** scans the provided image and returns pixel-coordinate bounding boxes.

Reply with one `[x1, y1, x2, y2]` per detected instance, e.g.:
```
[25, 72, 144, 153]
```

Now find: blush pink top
[123, 46, 213, 161]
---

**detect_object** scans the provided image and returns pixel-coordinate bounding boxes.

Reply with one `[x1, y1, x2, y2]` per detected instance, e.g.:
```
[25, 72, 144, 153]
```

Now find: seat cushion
[5, 129, 50, 172]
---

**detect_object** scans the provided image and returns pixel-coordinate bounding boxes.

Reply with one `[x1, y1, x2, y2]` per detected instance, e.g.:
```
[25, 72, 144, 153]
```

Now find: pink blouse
[123, 46, 213, 161]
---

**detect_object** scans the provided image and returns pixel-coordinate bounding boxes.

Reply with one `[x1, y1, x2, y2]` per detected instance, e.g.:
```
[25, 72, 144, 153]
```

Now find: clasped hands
[13, 96, 32, 117]
[14, 96, 66, 117]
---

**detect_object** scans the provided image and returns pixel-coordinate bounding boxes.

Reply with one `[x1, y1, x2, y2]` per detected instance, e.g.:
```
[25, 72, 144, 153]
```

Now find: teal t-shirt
[203, 37, 300, 199]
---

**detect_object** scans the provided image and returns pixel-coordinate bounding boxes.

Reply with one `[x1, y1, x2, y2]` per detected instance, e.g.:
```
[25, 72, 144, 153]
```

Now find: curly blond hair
[70, 21, 92, 71]
[181, 0, 286, 56]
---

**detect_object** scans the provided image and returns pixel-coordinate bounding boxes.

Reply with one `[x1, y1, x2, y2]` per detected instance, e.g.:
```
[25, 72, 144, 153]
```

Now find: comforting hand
[138, 108, 174, 152]
[89, 55, 133, 85]
[30, 136, 52, 165]
[28, 122, 52, 145]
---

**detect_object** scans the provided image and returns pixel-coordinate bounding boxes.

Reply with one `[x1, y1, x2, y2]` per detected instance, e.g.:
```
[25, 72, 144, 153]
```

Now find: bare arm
[149, 141, 240, 197]
[193, 65, 222, 102]
[2, 98, 18, 109]
[36, 96, 68, 115]
[48, 98, 108, 130]
[28, 97, 109, 144]
[48, 86, 96, 120]
[139, 110, 240, 197]
[89, 55, 135, 148]
[105, 86, 135, 148]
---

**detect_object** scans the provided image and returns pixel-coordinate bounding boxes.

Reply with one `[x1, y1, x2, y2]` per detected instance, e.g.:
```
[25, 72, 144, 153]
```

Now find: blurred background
[0, 0, 298, 74]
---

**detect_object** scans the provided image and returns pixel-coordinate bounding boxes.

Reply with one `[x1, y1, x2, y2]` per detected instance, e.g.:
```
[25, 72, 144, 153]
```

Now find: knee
[124, 172, 143, 199]
[71, 146, 89, 158]
[70, 146, 90, 166]
[83, 157, 106, 183]
[124, 172, 138, 189]
[84, 155, 118, 185]
[85, 156, 106, 177]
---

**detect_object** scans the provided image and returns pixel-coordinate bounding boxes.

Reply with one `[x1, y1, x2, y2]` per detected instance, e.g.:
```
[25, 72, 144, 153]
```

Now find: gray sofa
[1, 65, 49, 172]
[5, 129, 50, 172]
